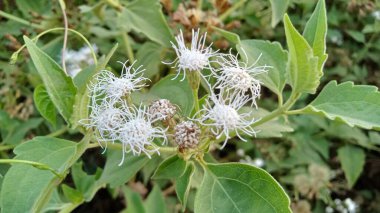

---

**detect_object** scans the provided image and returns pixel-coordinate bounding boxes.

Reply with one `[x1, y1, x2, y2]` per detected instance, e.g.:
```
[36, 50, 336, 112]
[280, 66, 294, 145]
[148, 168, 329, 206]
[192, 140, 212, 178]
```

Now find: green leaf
[284, 14, 321, 94]
[72, 162, 102, 201]
[149, 74, 194, 116]
[153, 155, 187, 179]
[121, 0, 174, 47]
[0, 137, 77, 213]
[136, 42, 164, 79]
[195, 163, 291, 213]
[145, 186, 166, 213]
[123, 186, 146, 213]
[212, 27, 241, 44]
[238, 40, 288, 96]
[24, 36, 77, 124]
[346, 30, 365, 43]
[34, 84, 56, 126]
[301, 81, 380, 130]
[303, 0, 328, 71]
[269, 0, 289, 27]
[97, 150, 149, 188]
[61, 184, 83, 204]
[175, 163, 195, 211]
[0, 112, 42, 145]
[337, 145, 365, 188]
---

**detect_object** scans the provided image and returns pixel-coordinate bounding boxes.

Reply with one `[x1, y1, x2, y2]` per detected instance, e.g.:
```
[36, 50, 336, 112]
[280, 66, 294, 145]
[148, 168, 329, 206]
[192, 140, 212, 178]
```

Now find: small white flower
[89, 61, 149, 103]
[215, 50, 269, 107]
[163, 29, 218, 80]
[344, 198, 357, 213]
[64, 45, 98, 77]
[195, 93, 257, 148]
[79, 100, 126, 147]
[118, 105, 168, 165]
[372, 11, 380, 21]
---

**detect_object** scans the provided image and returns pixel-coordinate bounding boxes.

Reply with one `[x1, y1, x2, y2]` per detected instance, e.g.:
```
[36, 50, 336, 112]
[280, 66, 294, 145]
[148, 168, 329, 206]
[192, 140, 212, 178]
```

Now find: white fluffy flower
[164, 29, 218, 80]
[79, 100, 126, 146]
[64, 45, 98, 77]
[195, 93, 257, 148]
[215, 50, 269, 107]
[118, 105, 168, 165]
[89, 61, 148, 103]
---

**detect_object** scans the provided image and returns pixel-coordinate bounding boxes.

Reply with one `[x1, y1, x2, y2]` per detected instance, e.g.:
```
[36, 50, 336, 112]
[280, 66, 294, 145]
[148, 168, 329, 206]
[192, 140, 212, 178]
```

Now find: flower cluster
[167, 28, 268, 148]
[80, 61, 167, 165]
[81, 28, 268, 164]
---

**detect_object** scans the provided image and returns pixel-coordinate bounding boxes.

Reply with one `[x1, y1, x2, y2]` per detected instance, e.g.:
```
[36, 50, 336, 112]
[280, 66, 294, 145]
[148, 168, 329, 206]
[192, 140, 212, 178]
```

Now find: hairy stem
[58, 0, 69, 75]
[122, 33, 135, 62]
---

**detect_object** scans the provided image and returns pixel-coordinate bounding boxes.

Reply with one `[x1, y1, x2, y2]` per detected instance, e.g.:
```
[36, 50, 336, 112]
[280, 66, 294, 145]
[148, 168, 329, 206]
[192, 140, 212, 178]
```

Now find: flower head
[164, 29, 218, 80]
[64, 45, 98, 77]
[195, 93, 257, 148]
[215, 50, 269, 107]
[148, 99, 177, 121]
[119, 105, 168, 165]
[174, 121, 201, 149]
[89, 61, 148, 103]
[79, 100, 126, 146]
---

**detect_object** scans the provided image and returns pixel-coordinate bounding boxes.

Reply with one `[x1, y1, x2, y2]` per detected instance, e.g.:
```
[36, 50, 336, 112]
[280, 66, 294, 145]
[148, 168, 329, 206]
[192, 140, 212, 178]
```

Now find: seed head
[148, 99, 177, 121]
[174, 121, 201, 149]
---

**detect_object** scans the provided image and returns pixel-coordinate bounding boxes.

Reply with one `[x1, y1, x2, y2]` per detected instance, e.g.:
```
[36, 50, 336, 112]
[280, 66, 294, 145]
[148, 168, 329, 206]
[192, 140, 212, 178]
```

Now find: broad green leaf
[121, 0, 174, 47]
[0, 137, 77, 213]
[337, 145, 365, 188]
[24, 36, 77, 124]
[150, 74, 194, 116]
[195, 163, 291, 213]
[212, 27, 241, 44]
[15, 0, 51, 17]
[284, 14, 321, 94]
[97, 150, 149, 188]
[346, 30, 365, 43]
[72, 162, 102, 201]
[123, 186, 146, 213]
[145, 186, 166, 213]
[238, 40, 288, 96]
[269, 0, 289, 27]
[71, 43, 118, 128]
[303, 0, 328, 71]
[61, 184, 83, 204]
[0, 114, 42, 145]
[301, 81, 380, 130]
[34, 84, 56, 126]
[175, 162, 195, 211]
[136, 42, 164, 79]
[153, 155, 187, 179]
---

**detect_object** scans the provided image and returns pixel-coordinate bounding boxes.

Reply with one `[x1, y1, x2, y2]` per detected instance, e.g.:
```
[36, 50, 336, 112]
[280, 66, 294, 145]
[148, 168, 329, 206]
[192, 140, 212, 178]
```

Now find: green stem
[197, 0, 203, 10]
[87, 142, 177, 154]
[46, 127, 68, 137]
[193, 88, 200, 114]
[285, 108, 306, 115]
[0, 159, 62, 178]
[219, 0, 247, 21]
[11, 28, 97, 65]
[0, 10, 44, 29]
[122, 33, 135, 62]
[58, 0, 69, 75]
